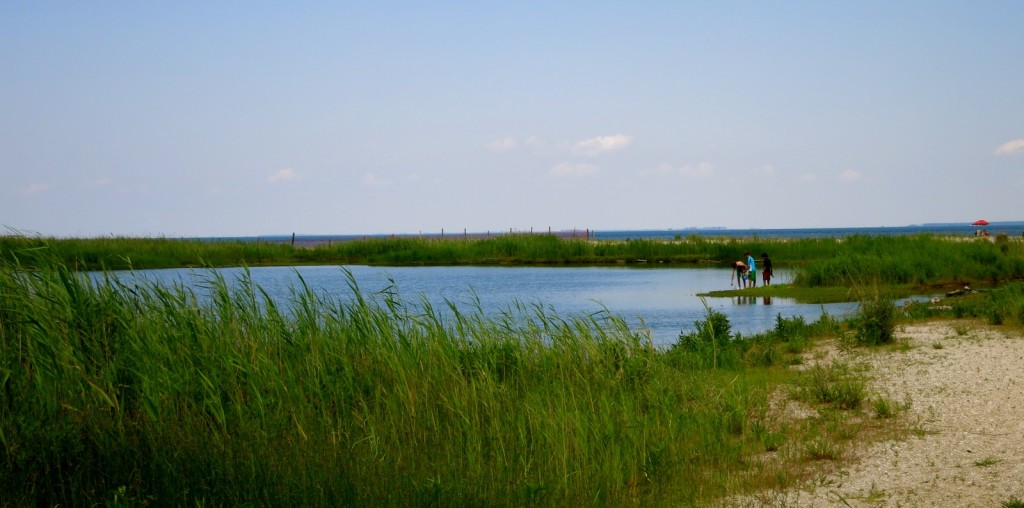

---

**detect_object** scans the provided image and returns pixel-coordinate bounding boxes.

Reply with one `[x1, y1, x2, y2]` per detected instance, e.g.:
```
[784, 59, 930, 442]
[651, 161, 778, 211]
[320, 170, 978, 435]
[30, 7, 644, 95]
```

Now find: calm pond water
[98, 265, 865, 347]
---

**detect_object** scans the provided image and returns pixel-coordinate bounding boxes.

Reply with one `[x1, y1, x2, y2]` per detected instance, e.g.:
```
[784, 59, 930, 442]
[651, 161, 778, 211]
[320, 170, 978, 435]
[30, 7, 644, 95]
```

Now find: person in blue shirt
[745, 251, 757, 288]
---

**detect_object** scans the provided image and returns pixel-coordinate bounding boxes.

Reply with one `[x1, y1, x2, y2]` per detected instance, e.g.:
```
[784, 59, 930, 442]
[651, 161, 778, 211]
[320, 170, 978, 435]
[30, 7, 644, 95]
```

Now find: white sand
[723, 321, 1024, 507]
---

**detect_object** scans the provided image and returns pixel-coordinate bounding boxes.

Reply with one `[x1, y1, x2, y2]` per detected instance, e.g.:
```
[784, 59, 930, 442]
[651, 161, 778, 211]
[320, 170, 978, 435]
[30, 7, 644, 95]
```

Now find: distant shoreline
[199, 222, 1024, 246]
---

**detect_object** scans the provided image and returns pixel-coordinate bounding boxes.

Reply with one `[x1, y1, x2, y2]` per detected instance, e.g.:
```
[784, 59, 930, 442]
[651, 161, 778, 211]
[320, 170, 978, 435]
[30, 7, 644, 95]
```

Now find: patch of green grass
[974, 457, 1002, 467]
[1004, 496, 1024, 508]
[803, 436, 843, 461]
[794, 362, 867, 410]
[872, 397, 899, 419]
[864, 482, 888, 502]
[911, 426, 940, 438]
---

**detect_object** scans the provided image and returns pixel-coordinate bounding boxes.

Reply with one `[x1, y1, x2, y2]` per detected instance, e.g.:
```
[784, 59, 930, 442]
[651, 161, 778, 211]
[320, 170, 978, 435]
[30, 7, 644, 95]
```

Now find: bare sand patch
[722, 321, 1024, 507]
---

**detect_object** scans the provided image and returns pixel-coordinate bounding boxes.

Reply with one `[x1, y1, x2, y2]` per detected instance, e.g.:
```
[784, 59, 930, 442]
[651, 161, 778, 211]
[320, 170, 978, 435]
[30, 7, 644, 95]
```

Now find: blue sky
[3, 2, 1022, 237]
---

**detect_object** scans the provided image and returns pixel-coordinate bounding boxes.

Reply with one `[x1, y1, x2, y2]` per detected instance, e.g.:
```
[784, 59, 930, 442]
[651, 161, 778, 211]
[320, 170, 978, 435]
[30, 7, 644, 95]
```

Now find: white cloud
[572, 134, 633, 156]
[838, 169, 863, 182]
[995, 139, 1024, 155]
[755, 164, 776, 176]
[487, 137, 519, 151]
[648, 162, 715, 178]
[21, 183, 49, 195]
[267, 168, 296, 183]
[361, 173, 391, 187]
[680, 162, 714, 178]
[549, 162, 600, 177]
[798, 174, 817, 182]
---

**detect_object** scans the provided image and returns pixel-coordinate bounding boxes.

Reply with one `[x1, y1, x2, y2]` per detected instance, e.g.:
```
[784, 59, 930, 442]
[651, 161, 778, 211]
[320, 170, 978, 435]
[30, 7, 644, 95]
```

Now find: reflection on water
[93, 265, 863, 347]
[731, 295, 772, 306]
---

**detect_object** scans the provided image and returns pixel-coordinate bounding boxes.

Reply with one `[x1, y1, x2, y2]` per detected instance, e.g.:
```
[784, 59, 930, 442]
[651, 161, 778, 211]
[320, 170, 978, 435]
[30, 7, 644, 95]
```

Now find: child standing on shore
[745, 251, 757, 288]
[761, 252, 773, 286]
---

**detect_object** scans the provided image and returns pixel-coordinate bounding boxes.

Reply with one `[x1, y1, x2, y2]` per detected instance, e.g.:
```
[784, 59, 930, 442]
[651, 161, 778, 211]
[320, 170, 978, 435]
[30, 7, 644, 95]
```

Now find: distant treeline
[2, 233, 1022, 288]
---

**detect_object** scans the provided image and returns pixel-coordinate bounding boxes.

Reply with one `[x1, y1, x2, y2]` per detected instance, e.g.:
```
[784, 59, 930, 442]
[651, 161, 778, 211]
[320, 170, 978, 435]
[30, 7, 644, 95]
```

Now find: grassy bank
[791, 234, 1024, 287]
[2, 254, 905, 506]
[0, 235, 299, 270]
[3, 233, 1023, 292]
[0, 233, 824, 269]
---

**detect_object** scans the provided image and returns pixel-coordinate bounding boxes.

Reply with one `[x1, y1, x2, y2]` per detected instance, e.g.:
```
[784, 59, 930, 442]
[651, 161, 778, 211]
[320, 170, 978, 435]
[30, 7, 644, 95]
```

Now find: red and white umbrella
[971, 219, 989, 226]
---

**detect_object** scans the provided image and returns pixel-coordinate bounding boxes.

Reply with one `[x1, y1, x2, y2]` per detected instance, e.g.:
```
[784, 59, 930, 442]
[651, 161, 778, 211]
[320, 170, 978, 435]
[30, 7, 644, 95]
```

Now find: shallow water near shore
[95, 265, 874, 346]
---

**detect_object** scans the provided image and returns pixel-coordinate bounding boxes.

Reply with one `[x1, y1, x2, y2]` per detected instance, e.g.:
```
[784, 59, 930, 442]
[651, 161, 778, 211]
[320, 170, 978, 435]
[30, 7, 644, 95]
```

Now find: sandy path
[725, 321, 1024, 507]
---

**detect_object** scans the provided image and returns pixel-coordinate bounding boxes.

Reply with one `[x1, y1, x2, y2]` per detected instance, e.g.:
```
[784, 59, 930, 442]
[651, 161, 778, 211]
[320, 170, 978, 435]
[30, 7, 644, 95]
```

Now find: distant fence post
[291, 232, 295, 247]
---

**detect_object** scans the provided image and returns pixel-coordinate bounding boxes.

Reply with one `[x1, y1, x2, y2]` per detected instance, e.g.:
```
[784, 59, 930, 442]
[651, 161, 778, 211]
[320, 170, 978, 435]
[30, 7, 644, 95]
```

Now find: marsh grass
[0, 233, 298, 270]
[0, 254, 861, 506]
[1, 233, 815, 270]
[791, 234, 1024, 287]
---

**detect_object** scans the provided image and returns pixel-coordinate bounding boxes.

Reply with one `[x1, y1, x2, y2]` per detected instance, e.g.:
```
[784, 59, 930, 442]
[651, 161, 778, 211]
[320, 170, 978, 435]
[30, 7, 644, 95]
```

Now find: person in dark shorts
[761, 252, 773, 286]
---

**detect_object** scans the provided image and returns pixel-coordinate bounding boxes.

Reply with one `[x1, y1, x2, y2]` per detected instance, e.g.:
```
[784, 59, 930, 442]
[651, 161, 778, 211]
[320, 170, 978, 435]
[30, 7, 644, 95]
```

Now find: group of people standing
[730, 251, 772, 288]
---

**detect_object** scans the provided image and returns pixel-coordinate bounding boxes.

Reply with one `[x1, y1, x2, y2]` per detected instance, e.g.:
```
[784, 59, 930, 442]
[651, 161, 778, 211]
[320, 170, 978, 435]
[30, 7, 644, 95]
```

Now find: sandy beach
[724, 321, 1024, 507]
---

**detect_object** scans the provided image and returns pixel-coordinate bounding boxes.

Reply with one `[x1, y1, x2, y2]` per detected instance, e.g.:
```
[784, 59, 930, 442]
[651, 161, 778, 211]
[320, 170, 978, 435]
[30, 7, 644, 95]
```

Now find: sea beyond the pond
[205, 221, 1024, 245]
[591, 222, 1024, 240]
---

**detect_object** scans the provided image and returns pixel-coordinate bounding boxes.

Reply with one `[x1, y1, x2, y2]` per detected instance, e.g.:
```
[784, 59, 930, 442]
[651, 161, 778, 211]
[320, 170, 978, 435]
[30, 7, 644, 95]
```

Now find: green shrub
[852, 295, 897, 346]
[668, 307, 742, 370]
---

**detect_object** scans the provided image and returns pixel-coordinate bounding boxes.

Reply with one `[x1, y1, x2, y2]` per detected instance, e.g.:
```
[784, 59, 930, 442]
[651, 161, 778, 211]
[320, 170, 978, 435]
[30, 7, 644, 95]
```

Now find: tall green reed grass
[1, 254, 804, 506]
[0, 234, 297, 270]
[0, 232, 847, 271]
[791, 234, 1024, 287]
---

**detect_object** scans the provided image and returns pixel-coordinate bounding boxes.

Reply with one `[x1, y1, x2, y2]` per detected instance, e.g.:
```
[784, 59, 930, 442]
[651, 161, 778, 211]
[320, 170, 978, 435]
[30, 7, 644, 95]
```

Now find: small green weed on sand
[974, 457, 1002, 467]
[1003, 496, 1024, 508]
